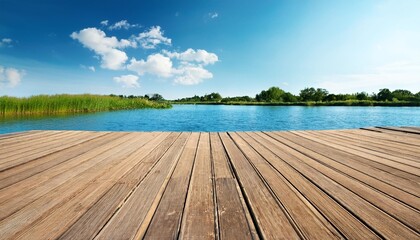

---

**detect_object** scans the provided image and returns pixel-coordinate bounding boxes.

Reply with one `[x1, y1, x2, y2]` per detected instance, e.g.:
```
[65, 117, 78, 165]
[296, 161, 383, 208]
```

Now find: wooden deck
[0, 127, 419, 239]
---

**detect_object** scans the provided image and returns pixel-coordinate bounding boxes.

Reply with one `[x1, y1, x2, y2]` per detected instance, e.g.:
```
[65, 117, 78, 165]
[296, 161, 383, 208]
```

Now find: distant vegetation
[2, 87, 418, 117]
[0, 94, 171, 116]
[173, 87, 420, 106]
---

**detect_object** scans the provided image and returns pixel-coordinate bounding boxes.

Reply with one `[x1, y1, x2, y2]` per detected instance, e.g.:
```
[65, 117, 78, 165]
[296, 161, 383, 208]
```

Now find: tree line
[173, 87, 420, 103]
[109, 93, 165, 101]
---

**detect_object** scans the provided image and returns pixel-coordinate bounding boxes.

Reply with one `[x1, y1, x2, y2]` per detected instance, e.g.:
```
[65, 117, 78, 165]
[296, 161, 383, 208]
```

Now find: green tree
[377, 88, 393, 101]
[299, 88, 329, 101]
[299, 87, 317, 101]
[256, 87, 285, 102]
[356, 92, 369, 100]
[207, 92, 222, 101]
[325, 94, 336, 102]
[391, 89, 413, 101]
[415, 91, 420, 100]
[314, 88, 329, 101]
[282, 92, 298, 102]
[148, 93, 164, 101]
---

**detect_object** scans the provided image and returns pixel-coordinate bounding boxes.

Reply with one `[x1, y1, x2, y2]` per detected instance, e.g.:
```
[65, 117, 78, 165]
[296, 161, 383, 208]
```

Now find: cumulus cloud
[127, 53, 173, 78]
[100, 20, 109, 26]
[0, 38, 13, 47]
[70, 28, 136, 70]
[72, 25, 218, 86]
[136, 26, 171, 49]
[209, 12, 218, 19]
[113, 74, 140, 88]
[174, 65, 213, 85]
[163, 48, 218, 65]
[0, 66, 25, 87]
[126, 52, 217, 85]
[109, 20, 140, 30]
[161, 48, 218, 84]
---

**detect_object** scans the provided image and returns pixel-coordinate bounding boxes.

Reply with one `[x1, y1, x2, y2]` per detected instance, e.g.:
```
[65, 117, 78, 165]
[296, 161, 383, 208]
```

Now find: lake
[0, 105, 419, 134]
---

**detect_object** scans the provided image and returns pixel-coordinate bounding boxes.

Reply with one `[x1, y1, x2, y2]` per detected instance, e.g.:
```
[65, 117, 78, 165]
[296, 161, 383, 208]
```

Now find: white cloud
[0, 38, 13, 47]
[2, 38, 12, 44]
[88, 66, 95, 72]
[113, 74, 140, 88]
[70, 28, 136, 70]
[81, 65, 96, 72]
[127, 53, 173, 78]
[174, 65, 213, 85]
[0, 66, 25, 88]
[100, 20, 109, 26]
[209, 12, 218, 19]
[127, 52, 217, 85]
[136, 26, 171, 49]
[72, 25, 218, 86]
[163, 48, 218, 65]
[316, 61, 420, 93]
[109, 20, 140, 30]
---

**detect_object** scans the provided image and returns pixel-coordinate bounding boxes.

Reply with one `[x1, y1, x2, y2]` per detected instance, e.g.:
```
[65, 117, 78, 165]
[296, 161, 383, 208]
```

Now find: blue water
[0, 105, 419, 134]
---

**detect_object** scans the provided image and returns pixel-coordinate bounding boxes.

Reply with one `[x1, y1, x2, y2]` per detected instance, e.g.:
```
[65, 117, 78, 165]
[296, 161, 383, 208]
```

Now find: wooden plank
[0, 131, 98, 172]
[0, 129, 418, 239]
[251, 132, 419, 239]
[59, 132, 177, 240]
[283, 132, 420, 231]
[210, 132, 258, 240]
[143, 132, 199, 239]
[0, 130, 42, 140]
[243, 132, 379, 239]
[290, 132, 420, 190]
[268, 131, 420, 210]
[377, 126, 420, 135]
[322, 131, 420, 164]
[402, 126, 420, 131]
[0, 130, 75, 154]
[0, 131, 74, 159]
[337, 130, 420, 156]
[343, 129, 420, 150]
[94, 132, 190, 240]
[294, 131, 420, 180]
[362, 127, 420, 140]
[0, 132, 138, 221]
[15, 132, 170, 240]
[231, 132, 343, 239]
[0, 132, 113, 189]
[353, 129, 420, 147]
[0, 132, 157, 238]
[219, 132, 300, 239]
[304, 130, 420, 175]
[179, 133, 216, 239]
[0, 130, 60, 147]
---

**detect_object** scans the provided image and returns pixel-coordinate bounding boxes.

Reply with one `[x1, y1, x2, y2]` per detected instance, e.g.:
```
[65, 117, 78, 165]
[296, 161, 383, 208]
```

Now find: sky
[0, 0, 419, 99]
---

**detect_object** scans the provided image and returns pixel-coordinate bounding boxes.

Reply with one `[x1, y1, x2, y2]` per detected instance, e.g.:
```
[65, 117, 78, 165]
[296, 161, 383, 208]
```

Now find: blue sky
[1, 0, 419, 99]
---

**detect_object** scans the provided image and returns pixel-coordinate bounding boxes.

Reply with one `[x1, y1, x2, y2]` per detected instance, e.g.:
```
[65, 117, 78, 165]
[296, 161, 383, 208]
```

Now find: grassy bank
[0, 94, 171, 116]
[172, 100, 420, 107]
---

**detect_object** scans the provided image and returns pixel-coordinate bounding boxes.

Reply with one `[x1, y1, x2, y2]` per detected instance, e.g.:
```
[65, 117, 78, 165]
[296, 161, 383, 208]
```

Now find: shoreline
[171, 101, 420, 107]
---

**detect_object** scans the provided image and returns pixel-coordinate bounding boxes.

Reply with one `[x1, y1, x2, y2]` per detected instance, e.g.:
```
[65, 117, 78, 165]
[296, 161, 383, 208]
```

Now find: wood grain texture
[143, 132, 199, 239]
[179, 133, 216, 240]
[211, 132, 257, 240]
[94, 132, 190, 240]
[0, 127, 418, 240]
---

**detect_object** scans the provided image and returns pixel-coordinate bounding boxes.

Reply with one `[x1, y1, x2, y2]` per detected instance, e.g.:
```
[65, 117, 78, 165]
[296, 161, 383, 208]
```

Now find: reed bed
[0, 94, 171, 116]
